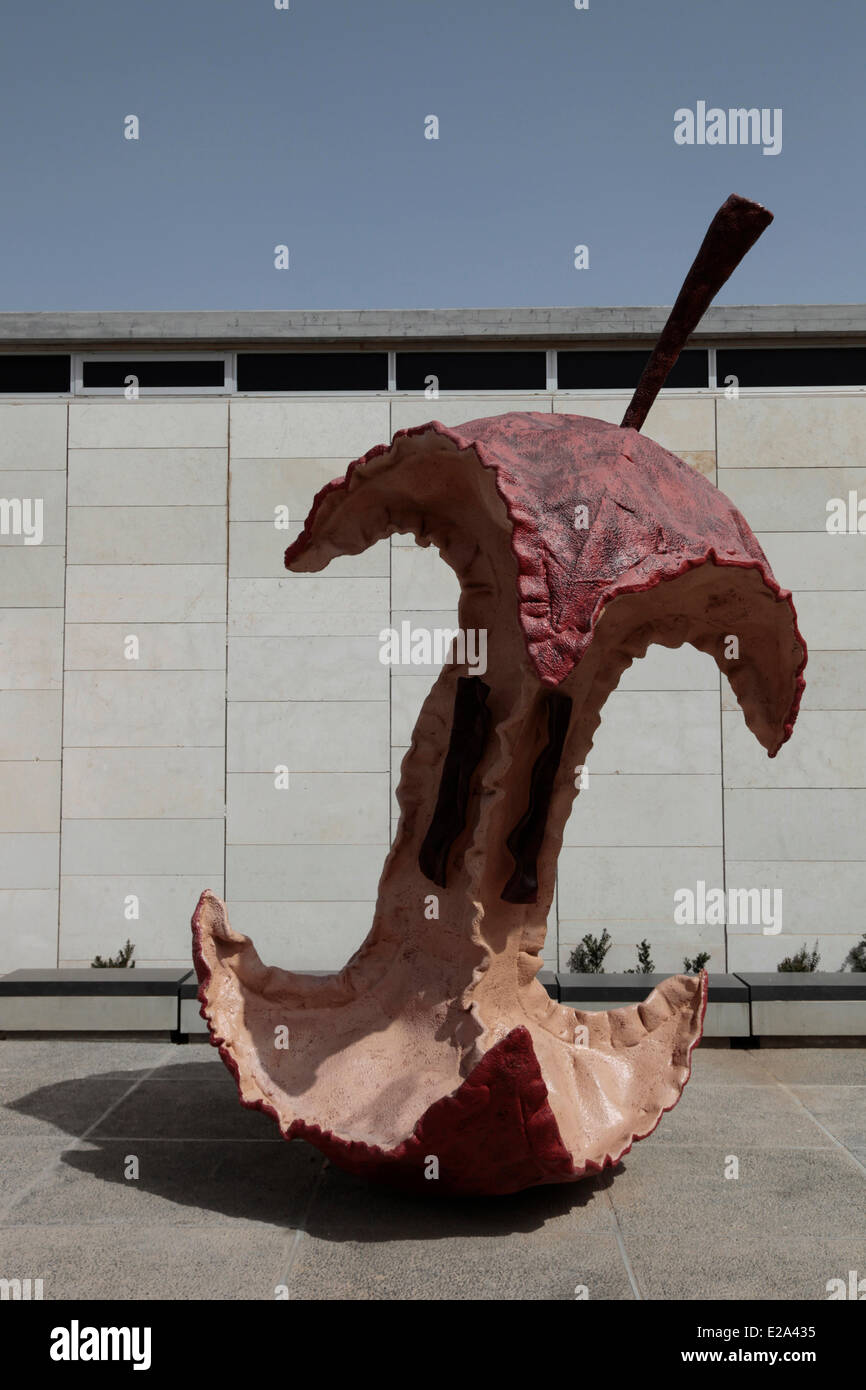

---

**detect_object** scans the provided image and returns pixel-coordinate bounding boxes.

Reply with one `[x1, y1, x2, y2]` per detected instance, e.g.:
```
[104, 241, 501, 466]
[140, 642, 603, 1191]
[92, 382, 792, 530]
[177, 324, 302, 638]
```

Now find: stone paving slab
[0, 1038, 179, 1077]
[676, 1047, 770, 1084]
[786, 1083, 866, 1149]
[603, 1145, 866, 1237]
[748, 1048, 866, 1086]
[1, 1076, 138, 1139]
[0, 1039, 863, 1300]
[286, 1225, 634, 1301]
[0, 1224, 297, 1301]
[89, 1075, 285, 1143]
[638, 1081, 836, 1150]
[5, 1139, 324, 1230]
[625, 1233, 866, 1302]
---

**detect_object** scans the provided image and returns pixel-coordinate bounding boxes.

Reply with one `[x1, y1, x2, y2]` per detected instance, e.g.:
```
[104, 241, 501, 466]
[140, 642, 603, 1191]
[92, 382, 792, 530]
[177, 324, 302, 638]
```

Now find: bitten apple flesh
[193, 412, 806, 1196]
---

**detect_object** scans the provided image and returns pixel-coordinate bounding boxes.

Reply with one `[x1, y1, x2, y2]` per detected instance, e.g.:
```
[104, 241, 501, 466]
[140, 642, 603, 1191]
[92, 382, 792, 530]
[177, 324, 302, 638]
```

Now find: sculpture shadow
[5, 1061, 616, 1240]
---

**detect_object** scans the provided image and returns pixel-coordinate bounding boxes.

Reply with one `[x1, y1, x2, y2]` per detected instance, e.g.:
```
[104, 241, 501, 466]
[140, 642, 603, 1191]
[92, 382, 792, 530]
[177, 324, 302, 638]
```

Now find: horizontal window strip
[557, 348, 708, 390]
[82, 359, 225, 390]
[395, 350, 546, 392]
[0, 354, 70, 392]
[717, 347, 866, 388]
[238, 352, 388, 392]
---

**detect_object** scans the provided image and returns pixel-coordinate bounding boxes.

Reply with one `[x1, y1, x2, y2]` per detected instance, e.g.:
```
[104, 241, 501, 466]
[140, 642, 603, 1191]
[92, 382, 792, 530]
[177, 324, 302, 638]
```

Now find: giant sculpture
[192, 195, 806, 1195]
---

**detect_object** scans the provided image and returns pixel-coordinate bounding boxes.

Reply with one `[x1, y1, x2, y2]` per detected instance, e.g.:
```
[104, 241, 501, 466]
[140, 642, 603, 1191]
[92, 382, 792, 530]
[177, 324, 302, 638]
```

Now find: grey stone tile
[754, 1048, 866, 1086]
[605, 1144, 866, 1236]
[1, 1040, 863, 1301]
[288, 1225, 631, 1301]
[687, 1048, 774, 1085]
[1, 1076, 135, 1138]
[90, 1074, 282, 1141]
[151, 1045, 225, 1076]
[284, 1164, 631, 1299]
[0, 1038, 178, 1078]
[0, 1224, 295, 1300]
[647, 1083, 833, 1149]
[0, 1137, 68, 1210]
[788, 1085, 866, 1153]
[627, 1233, 866, 1301]
[304, 1163, 612, 1240]
[5, 1139, 324, 1229]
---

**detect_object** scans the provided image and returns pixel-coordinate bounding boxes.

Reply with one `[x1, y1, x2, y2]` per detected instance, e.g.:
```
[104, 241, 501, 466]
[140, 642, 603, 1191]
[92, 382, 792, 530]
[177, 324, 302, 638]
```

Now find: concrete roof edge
[0, 305, 863, 347]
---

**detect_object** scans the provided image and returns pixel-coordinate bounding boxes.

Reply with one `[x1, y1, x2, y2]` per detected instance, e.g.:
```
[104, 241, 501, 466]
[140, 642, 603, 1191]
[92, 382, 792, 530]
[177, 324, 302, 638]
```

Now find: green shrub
[683, 951, 711, 973]
[842, 934, 866, 972]
[625, 939, 655, 974]
[567, 929, 612, 974]
[91, 939, 136, 969]
[777, 941, 820, 972]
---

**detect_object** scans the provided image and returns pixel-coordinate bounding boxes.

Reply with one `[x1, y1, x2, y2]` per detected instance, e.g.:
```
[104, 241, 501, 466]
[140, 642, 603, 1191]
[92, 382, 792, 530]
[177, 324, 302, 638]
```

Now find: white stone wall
[59, 403, 229, 971]
[0, 403, 67, 967]
[0, 390, 862, 976]
[717, 397, 866, 975]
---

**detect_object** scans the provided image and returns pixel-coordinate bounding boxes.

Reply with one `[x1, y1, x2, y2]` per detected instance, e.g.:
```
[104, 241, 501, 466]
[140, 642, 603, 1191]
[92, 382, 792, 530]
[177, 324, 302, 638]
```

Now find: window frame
[72, 350, 232, 396]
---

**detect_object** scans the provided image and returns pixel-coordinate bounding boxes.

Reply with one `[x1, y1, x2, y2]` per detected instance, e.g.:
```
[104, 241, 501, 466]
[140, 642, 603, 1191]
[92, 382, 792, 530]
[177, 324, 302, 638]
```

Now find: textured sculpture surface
[192, 198, 806, 1195]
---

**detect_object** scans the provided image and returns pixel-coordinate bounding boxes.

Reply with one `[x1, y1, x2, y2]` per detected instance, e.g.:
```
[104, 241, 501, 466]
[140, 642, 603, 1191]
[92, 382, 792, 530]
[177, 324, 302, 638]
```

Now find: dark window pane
[557, 349, 708, 390]
[83, 359, 225, 389]
[716, 348, 866, 388]
[396, 351, 546, 392]
[0, 355, 70, 392]
[238, 352, 387, 392]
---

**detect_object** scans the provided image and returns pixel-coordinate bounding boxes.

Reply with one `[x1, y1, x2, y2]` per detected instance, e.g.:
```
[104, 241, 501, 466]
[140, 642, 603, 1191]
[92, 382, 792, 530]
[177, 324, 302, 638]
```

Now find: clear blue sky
[0, 0, 862, 310]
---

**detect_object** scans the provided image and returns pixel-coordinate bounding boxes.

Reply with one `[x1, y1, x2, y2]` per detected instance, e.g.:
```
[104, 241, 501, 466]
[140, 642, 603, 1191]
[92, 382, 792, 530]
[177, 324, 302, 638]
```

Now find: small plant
[777, 941, 820, 972]
[567, 929, 612, 974]
[625, 939, 655, 974]
[842, 934, 866, 972]
[683, 951, 711, 974]
[91, 939, 136, 969]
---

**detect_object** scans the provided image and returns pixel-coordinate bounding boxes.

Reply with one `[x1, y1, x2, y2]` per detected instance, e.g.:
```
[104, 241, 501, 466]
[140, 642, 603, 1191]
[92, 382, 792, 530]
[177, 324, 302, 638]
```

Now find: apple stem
[621, 194, 773, 433]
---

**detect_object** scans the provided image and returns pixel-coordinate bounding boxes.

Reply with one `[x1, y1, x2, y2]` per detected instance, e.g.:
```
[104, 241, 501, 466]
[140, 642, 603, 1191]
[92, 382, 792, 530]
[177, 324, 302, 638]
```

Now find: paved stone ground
[0, 1037, 863, 1300]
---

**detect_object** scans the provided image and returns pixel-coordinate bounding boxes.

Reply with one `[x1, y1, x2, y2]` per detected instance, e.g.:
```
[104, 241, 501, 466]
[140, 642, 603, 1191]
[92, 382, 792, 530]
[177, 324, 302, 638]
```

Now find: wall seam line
[56, 401, 71, 966]
[224, 402, 231, 904]
[715, 394, 729, 973]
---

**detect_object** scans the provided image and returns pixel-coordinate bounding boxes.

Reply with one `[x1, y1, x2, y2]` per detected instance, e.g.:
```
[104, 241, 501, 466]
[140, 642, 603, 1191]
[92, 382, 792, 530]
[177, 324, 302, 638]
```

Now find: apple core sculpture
[192, 195, 806, 1195]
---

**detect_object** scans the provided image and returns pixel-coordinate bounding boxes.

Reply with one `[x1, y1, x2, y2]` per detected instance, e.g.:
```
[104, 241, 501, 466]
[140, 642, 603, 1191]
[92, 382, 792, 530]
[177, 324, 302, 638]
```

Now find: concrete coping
[556, 972, 747, 1003]
[736, 972, 866, 1000]
[0, 305, 864, 349]
[2, 968, 864, 1008]
[0, 968, 194, 996]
